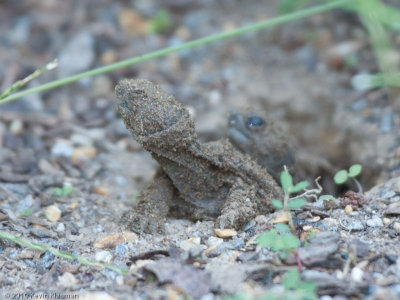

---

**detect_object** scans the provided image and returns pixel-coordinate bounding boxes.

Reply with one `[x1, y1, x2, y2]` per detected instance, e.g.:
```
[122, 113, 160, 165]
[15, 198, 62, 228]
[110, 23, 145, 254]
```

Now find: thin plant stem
[0, 59, 58, 100]
[0, 230, 129, 274]
[352, 178, 363, 194]
[0, 0, 351, 105]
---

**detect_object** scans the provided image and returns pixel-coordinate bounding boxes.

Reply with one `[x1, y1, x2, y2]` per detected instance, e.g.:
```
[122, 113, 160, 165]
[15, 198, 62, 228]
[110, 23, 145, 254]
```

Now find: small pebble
[393, 222, 400, 233]
[348, 220, 364, 231]
[94, 232, 138, 248]
[44, 205, 62, 222]
[215, 228, 237, 238]
[38, 159, 63, 176]
[115, 244, 128, 257]
[230, 237, 245, 249]
[42, 251, 57, 268]
[68, 202, 79, 210]
[70, 134, 93, 146]
[352, 98, 367, 112]
[87, 128, 106, 140]
[351, 267, 364, 283]
[322, 218, 339, 228]
[380, 110, 394, 133]
[56, 222, 65, 232]
[385, 203, 400, 215]
[15, 249, 35, 260]
[51, 140, 74, 157]
[383, 218, 391, 226]
[71, 146, 97, 163]
[116, 275, 124, 286]
[179, 237, 204, 252]
[93, 185, 111, 197]
[254, 215, 267, 224]
[207, 236, 223, 247]
[95, 250, 113, 263]
[366, 217, 383, 228]
[92, 76, 112, 97]
[9, 120, 24, 135]
[58, 272, 78, 288]
[270, 212, 290, 224]
[81, 292, 117, 300]
[381, 189, 396, 199]
[345, 205, 353, 214]
[208, 90, 222, 105]
[242, 220, 256, 232]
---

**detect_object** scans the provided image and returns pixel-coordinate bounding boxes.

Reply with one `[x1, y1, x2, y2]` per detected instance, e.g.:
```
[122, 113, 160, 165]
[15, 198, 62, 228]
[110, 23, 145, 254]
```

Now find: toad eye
[246, 116, 265, 130]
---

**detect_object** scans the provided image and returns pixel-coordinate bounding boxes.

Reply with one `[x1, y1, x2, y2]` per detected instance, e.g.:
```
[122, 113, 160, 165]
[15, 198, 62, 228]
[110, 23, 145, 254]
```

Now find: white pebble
[366, 217, 383, 228]
[51, 140, 74, 157]
[351, 267, 364, 283]
[95, 250, 113, 263]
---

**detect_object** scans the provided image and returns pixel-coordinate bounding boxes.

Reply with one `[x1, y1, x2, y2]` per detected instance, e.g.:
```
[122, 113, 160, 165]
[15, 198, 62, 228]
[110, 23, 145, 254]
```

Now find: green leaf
[281, 234, 300, 249]
[54, 187, 63, 197]
[290, 180, 309, 193]
[19, 208, 32, 218]
[298, 281, 317, 293]
[319, 194, 334, 201]
[348, 164, 362, 178]
[287, 197, 307, 209]
[149, 9, 172, 34]
[283, 269, 300, 290]
[280, 171, 293, 193]
[279, 251, 289, 260]
[334, 169, 348, 184]
[298, 281, 318, 300]
[257, 230, 277, 248]
[273, 237, 285, 251]
[272, 199, 283, 209]
[63, 185, 73, 196]
[275, 223, 291, 233]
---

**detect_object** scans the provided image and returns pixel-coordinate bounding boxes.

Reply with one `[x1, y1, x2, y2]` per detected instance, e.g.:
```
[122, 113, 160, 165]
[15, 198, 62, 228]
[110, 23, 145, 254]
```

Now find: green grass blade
[0, 0, 351, 105]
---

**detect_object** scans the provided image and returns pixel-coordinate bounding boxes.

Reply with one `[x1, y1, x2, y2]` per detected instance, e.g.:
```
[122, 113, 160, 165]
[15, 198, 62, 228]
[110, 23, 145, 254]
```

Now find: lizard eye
[246, 116, 265, 130]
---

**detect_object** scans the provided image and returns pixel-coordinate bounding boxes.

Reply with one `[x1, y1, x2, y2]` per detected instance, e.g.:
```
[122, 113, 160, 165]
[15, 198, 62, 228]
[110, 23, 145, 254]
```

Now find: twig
[290, 177, 322, 202]
[129, 250, 169, 263]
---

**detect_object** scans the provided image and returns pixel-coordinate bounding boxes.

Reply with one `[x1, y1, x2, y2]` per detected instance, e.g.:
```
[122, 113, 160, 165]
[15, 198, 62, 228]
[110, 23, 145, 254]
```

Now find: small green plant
[223, 269, 317, 300]
[257, 223, 300, 260]
[281, 269, 318, 300]
[334, 164, 363, 193]
[19, 208, 32, 218]
[149, 9, 172, 34]
[271, 167, 323, 234]
[258, 168, 322, 264]
[54, 184, 73, 197]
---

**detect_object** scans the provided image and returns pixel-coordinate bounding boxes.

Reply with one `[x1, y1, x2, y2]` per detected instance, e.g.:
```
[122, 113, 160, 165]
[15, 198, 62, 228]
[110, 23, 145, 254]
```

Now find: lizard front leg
[120, 168, 176, 234]
[215, 178, 258, 230]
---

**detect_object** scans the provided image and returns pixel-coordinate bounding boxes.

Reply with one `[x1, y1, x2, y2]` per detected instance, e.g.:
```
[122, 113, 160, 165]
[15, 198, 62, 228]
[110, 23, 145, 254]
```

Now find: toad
[116, 79, 293, 234]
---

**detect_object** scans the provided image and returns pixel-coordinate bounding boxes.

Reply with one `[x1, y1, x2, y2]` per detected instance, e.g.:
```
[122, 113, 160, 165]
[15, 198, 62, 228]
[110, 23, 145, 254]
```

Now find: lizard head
[115, 79, 196, 146]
